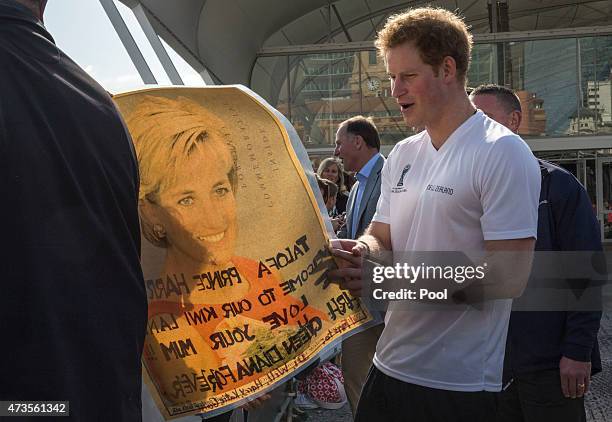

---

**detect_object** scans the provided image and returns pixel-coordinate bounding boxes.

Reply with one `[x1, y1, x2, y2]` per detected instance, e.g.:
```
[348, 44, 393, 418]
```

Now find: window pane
[250, 56, 289, 117]
[506, 38, 578, 137]
[369, 50, 377, 65]
[601, 161, 612, 240]
[288, 52, 359, 147]
[578, 36, 612, 135]
[251, 35, 612, 150]
[467, 43, 498, 87]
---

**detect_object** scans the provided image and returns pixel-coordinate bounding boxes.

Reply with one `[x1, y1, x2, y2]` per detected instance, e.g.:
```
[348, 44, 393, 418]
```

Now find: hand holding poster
[113, 86, 376, 420]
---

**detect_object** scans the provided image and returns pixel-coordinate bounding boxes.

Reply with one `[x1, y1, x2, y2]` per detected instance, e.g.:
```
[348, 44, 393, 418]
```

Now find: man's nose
[391, 79, 404, 98]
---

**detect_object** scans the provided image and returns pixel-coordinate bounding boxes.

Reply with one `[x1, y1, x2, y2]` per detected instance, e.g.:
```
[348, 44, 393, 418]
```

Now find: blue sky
[44, 0, 204, 93]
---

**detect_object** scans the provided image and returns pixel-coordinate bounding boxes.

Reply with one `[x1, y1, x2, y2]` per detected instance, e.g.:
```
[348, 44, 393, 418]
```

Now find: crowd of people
[0, 0, 604, 421]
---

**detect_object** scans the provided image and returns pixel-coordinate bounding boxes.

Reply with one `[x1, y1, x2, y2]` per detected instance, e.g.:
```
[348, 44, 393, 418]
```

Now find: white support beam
[258, 25, 612, 56]
[525, 135, 612, 152]
[98, 0, 157, 85]
[131, 4, 184, 85]
[258, 41, 374, 57]
[475, 24, 612, 43]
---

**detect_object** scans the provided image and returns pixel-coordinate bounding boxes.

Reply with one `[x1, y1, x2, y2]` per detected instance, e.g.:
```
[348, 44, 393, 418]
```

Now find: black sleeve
[0, 44, 7, 153]
[549, 171, 603, 362]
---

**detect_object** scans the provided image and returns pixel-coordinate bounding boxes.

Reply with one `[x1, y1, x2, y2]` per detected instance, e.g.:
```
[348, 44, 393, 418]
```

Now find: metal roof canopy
[117, 0, 612, 85]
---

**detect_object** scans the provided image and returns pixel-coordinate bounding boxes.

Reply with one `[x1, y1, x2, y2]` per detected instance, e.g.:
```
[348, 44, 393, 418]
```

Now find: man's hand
[331, 215, 345, 232]
[327, 239, 367, 296]
[318, 222, 390, 295]
[560, 356, 591, 398]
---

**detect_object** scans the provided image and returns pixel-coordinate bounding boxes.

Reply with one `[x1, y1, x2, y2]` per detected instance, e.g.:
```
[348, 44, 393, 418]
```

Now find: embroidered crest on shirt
[391, 164, 411, 193]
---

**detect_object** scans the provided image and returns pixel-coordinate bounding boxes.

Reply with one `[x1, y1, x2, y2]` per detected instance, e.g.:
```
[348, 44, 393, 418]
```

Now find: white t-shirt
[372, 110, 540, 392]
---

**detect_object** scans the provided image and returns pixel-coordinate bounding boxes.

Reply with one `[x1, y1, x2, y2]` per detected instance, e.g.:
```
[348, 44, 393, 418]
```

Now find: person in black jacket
[471, 84, 602, 422]
[0, 1, 147, 420]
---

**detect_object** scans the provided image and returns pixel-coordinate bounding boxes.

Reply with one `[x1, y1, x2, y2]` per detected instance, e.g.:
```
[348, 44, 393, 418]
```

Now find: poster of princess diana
[113, 86, 376, 420]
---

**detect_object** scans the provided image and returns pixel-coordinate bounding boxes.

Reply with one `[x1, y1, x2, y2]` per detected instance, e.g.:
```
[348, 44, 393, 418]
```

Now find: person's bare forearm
[357, 233, 386, 256]
[357, 222, 392, 256]
[453, 245, 535, 303]
[355, 238, 535, 304]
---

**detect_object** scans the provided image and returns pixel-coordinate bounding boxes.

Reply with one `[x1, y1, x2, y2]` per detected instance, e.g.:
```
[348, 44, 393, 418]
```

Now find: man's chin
[402, 116, 418, 127]
[401, 111, 422, 126]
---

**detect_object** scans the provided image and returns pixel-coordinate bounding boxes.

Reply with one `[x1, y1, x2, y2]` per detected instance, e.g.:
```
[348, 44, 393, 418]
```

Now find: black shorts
[355, 366, 497, 422]
[495, 369, 586, 422]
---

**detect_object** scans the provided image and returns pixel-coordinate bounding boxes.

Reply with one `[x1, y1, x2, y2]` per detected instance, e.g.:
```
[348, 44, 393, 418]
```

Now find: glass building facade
[251, 33, 612, 241]
[252, 34, 612, 146]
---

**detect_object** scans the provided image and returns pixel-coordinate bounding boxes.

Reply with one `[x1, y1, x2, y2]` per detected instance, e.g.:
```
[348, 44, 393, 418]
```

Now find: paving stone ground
[302, 404, 352, 422]
[304, 312, 612, 422]
[585, 312, 612, 422]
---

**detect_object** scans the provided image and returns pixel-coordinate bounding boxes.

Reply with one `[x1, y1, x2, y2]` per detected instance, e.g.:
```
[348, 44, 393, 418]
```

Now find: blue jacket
[337, 155, 384, 240]
[504, 160, 602, 377]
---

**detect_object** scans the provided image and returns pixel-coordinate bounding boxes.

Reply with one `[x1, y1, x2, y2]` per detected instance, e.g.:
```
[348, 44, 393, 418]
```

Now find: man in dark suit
[0, 1, 147, 420]
[334, 116, 385, 416]
[470, 84, 602, 422]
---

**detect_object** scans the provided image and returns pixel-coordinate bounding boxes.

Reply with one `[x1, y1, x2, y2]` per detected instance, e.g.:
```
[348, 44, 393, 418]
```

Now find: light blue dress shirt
[351, 153, 382, 238]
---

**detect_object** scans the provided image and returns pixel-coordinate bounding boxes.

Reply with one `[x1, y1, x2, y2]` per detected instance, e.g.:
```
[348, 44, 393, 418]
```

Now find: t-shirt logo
[425, 184, 454, 196]
[392, 164, 411, 193]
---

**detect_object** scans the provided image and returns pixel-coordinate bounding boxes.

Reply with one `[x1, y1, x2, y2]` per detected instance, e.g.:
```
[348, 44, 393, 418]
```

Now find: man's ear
[440, 56, 458, 83]
[510, 110, 522, 133]
[353, 134, 364, 150]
